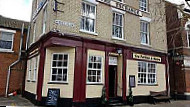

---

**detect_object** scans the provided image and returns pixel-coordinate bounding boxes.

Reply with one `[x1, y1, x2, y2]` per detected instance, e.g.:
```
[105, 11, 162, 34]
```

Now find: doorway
[109, 65, 117, 97]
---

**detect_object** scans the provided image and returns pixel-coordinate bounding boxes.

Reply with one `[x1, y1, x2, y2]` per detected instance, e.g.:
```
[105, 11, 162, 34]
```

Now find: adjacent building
[24, 0, 168, 106]
[166, 1, 190, 100]
[0, 15, 28, 96]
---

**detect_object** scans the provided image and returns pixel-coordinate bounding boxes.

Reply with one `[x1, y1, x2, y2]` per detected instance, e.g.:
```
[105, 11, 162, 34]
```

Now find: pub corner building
[24, 0, 169, 106]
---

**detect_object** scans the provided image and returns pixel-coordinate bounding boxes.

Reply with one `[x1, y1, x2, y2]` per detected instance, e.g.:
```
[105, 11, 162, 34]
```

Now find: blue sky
[0, 0, 32, 22]
[0, 0, 186, 22]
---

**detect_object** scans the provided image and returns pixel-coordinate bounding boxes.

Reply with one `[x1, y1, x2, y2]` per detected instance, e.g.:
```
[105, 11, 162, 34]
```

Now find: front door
[109, 65, 117, 97]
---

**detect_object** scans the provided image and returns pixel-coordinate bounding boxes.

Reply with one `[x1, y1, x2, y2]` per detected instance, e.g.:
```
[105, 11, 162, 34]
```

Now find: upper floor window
[42, 6, 47, 34]
[187, 31, 190, 47]
[112, 12, 123, 39]
[138, 62, 156, 85]
[0, 30, 15, 51]
[139, 0, 148, 12]
[33, 22, 36, 43]
[140, 20, 149, 45]
[51, 53, 69, 82]
[87, 56, 102, 83]
[80, 2, 96, 33]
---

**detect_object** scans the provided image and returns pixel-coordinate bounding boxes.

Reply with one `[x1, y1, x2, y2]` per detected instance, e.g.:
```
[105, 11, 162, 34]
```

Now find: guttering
[5, 23, 25, 97]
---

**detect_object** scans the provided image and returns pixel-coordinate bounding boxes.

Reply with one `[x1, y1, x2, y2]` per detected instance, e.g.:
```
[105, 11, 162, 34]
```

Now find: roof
[0, 15, 29, 30]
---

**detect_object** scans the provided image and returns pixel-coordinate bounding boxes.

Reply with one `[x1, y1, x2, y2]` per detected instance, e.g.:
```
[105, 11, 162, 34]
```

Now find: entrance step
[108, 98, 124, 106]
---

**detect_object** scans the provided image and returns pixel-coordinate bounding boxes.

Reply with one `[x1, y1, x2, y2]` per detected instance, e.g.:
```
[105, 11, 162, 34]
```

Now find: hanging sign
[96, 0, 142, 16]
[133, 53, 161, 62]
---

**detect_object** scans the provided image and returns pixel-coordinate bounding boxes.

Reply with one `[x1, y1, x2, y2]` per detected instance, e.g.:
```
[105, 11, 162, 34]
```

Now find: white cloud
[0, 0, 32, 22]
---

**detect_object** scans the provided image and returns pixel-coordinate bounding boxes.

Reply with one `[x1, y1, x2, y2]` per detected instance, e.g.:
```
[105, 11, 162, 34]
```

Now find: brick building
[166, 1, 190, 99]
[0, 15, 28, 96]
[24, 0, 169, 106]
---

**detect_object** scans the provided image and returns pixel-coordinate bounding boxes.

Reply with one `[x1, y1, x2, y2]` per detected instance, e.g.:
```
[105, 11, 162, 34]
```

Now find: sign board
[133, 53, 161, 62]
[46, 88, 60, 106]
[96, 0, 142, 16]
[55, 20, 75, 27]
[129, 75, 135, 88]
[109, 56, 118, 65]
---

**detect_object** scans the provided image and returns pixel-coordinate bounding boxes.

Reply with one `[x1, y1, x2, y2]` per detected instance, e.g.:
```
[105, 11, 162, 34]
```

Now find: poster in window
[129, 75, 135, 88]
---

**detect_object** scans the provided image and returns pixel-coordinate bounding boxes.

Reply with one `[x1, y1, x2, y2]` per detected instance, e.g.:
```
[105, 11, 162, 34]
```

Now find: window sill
[141, 43, 151, 47]
[112, 37, 125, 41]
[140, 10, 150, 14]
[86, 82, 103, 85]
[48, 82, 69, 84]
[79, 30, 98, 36]
[138, 84, 158, 86]
[0, 50, 14, 53]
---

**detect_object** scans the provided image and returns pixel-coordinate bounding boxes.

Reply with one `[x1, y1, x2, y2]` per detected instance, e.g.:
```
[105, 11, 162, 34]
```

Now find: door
[109, 65, 117, 97]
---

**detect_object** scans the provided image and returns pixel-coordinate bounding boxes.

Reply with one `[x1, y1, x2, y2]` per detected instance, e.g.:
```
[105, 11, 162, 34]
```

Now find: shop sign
[133, 53, 161, 62]
[32, 0, 47, 20]
[109, 56, 117, 65]
[54, 20, 75, 27]
[96, 0, 142, 16]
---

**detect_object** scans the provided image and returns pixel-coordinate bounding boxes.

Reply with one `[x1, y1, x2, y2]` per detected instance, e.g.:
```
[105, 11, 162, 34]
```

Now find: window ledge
[141, 43, 151, 47]
[79, 30, 98, 36]
[138, 84, 158, 86]
[112, 37, 125, 41]
[140, 10, 150, 14]
[0, 50, 14, 53]
[48, 82, 69, 84]
[86, 82, 103, 85]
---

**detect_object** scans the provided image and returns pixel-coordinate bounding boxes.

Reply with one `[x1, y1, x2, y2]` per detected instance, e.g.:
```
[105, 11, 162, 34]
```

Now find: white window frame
[50, 53, 69, 83]
[80, 1, 97, 34]
[139, 0, 148, 12]
[112, 12, 124, 40]
[42, 5, 47, 34]
[138, 61, 157, 85]
[87, 55, 103, 84]
[27, 60, 32, 81]
[33, 22, 36, 43]
[0, 29, 15, 52]
[140, 20, 150, 45]
[32, 57, 38, 82]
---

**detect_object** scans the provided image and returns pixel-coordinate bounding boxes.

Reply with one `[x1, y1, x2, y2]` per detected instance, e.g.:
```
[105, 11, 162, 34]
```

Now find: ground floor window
[51, 53, 68, 82]
[87, 56, 102, 83]
[138, 61, 156, 85]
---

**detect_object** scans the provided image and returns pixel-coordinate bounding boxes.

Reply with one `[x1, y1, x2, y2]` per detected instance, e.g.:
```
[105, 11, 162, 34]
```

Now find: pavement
[0, 95, 34, 106]
[117, 100, 190, 107]
[1, 95, 190, 107]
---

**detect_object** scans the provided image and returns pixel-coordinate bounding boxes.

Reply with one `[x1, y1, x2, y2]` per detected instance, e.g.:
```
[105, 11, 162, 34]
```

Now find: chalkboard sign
[46, 88, 60, 106]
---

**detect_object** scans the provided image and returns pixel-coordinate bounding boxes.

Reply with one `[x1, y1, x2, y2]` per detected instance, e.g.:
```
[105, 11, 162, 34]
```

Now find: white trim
[83, 0, 99, 5]
[0, 31, 14, 51]
[86, 55, 103, 84]
[137, 61, 157, 85]
[0, 28, 16, 33]
[50, 53, 69, 83]
[187, 31, 190, 47]
[111, 7, 126, 14]
[112, 37, 125, 41]
[79, 30, 98, 36]
[140, 16, 151, 22]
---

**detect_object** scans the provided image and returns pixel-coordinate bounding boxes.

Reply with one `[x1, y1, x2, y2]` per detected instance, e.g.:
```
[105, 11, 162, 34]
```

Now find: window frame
[139, 0, 148, 12]
[42, 5, 47, 34]
[80, 1, 97, 34]
[0, 30, 15, 52]
[27, 60, 32, 81]
[137, 61, 157, 85]
[50, 53, 69, 83]
[140, 20, 150, 45]
[87, 55, 103, 84]
[187, 30, 190, 47]
[32, 57, 38, 82]
[112, 11, 124, 40]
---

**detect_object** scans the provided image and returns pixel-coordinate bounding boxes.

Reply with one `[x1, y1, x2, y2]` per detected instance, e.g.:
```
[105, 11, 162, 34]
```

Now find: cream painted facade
[86, 49, 105, 98]
[29, 0, 167, 54]
[126, 60, 166, 96]
[42, 47, 75, 98]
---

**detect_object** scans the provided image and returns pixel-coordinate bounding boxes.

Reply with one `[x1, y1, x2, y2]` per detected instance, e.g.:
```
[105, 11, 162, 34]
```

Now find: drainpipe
[5, 23, 25, 97]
